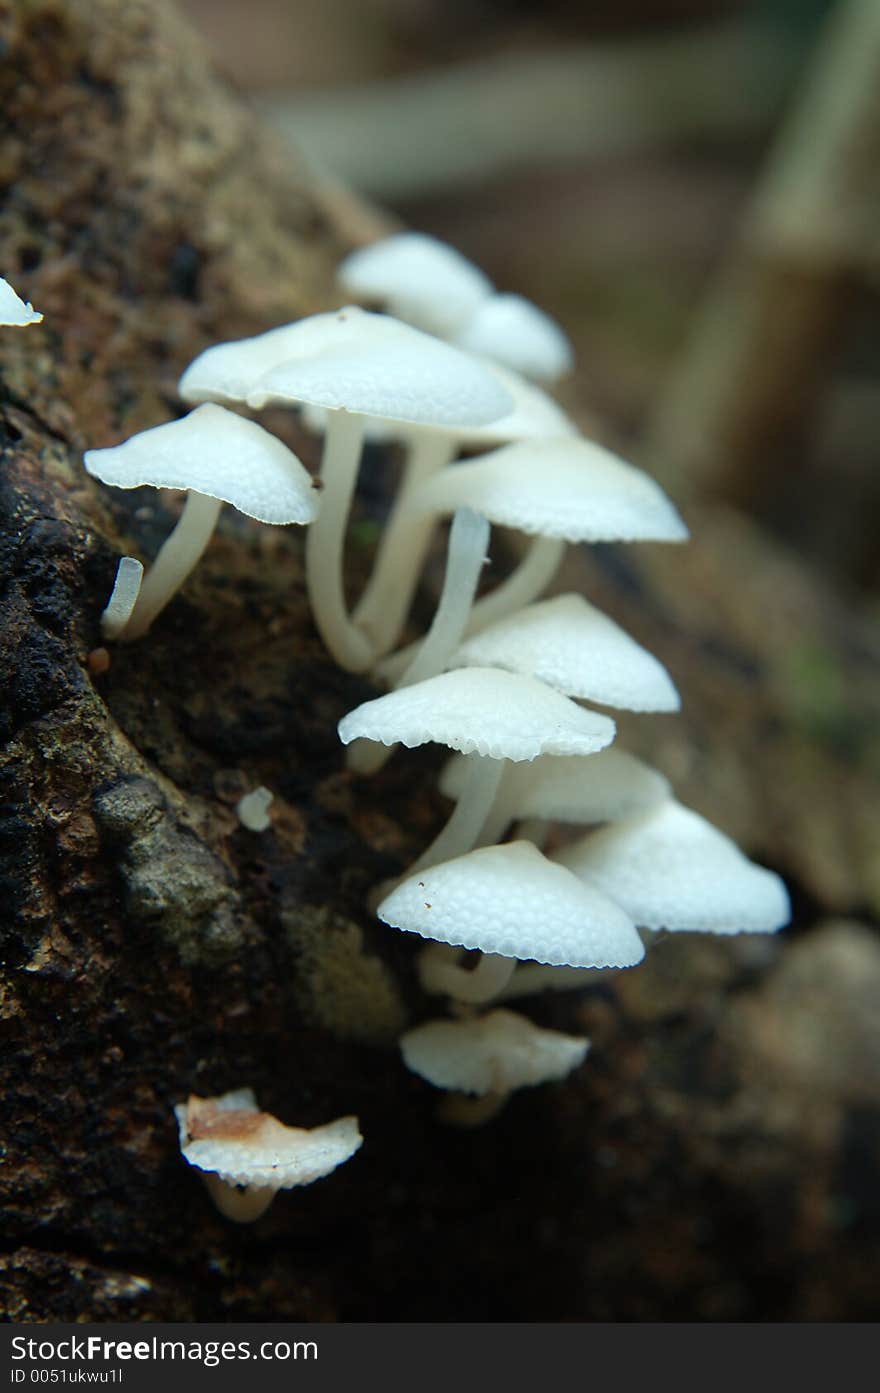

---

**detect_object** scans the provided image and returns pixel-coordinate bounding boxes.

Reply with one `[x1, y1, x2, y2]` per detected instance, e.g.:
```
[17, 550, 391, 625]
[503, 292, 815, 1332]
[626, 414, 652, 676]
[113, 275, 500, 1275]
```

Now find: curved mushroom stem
[436, 1091, 508, 1127]
[101, 556, 144, 640]
[495, 962, 595, 1001]
[305, 410, 375, 672]
[409, 753, 506, 875]
[353, 432, 456, 657]
[418, 942, 516, 1004]
[464, 533, 565, 636]
[122, 491, 223, 640]
[201, 1174, 275, 1223]
[379, 532, 566, 680]
[348, 507, 490, 776]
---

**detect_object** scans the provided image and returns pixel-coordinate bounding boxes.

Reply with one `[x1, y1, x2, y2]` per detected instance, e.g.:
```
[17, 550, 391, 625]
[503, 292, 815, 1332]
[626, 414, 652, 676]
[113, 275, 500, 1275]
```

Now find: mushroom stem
[409, 753, 506, 874]
[201, 1174, 275, 1224]
[464, 533, 565, 636]
[122, 491, 223, 640]
[495, 963, 595, 1001]
[379, 532, 566, 679]
[101, 556, 144, 640]
[348, 507, 489, 776]
[418, 942, 516, 1004]
[353, 433, 456, 655]
[305, 410, 375, 671]
[436, 1091, 508, 1127]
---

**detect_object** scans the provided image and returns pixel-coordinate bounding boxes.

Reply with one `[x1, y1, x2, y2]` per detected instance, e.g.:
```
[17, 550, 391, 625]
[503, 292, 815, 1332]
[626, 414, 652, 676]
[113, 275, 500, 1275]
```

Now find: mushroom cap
[557, 800, 791, 934]
[84, 403, 319, 525]
[174, 1089, 363, 1190]
[410, 437, 688, 542]
[451, 593, 680, 712]
[245, 307, 513, 427]
[440, 747, 671, 825]
[338, 667, 615, 760]
[0, 276, 43, 326]
[377, 840, 644, 967]
[179, 316, 342, 405]
[454, 294, 574, 383]
[338, 232, 493, 337]
[400, 1008, 589, 1097]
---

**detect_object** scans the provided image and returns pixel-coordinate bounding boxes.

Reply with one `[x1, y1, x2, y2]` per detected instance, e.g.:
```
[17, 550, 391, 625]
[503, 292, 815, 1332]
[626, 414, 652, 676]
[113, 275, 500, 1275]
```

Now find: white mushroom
[454, 293, 574, 383]
[556, 799, 791, 934]
[450, 592, 680, 713]
[377, 840, 644, 968]
[337, 231, 493, 337]
[238, 307, 512, 671]
[174, 1088, 362, 1223]
[0, 276, 43, 326]
[382, 435, 688, 682]
[84, 404, 319, 640]
[235, 786, 274, 832]
[339, 667, 615, 872]
[400, 1008, 590, 1125]
[440, 746, 671, 847]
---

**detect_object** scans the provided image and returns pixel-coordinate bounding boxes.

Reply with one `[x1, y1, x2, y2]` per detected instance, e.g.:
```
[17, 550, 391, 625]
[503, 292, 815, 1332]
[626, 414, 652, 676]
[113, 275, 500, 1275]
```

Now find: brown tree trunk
[2, 0, 878, 1323]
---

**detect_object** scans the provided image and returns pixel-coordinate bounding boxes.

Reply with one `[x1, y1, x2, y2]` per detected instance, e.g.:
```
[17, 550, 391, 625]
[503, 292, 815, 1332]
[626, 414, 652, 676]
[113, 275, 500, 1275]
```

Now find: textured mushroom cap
[377, 841, 644, 967]
[174, 1089, 362, 1190]
[440, 747, 670, 824]
[0, 276, 43, 326]
[338, 232, 493, 337]
[557, 800, 791, 934]
[179, 317, 341, 405]
[451, 593, 680, 712]
[246, 307, 513, 426]
[455, 294, 574, 383]
[400, 1008, 589, 1096]
[410, 437, 688, 542]
[84, 404, 319, 525]
[338, 667, 615, 760]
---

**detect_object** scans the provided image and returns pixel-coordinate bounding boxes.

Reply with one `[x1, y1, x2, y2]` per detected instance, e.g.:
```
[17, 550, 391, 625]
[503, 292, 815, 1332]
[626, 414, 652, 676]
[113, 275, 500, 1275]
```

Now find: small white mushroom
[383, 435, 688, 682]
[556, 799, 791, 935]
[451, 592, 680, 713]
[173, 1088, 363, 1223]
[337, 232, 493, 337]
[400, 1008, 590, 1125]
[454, 293, 574, 383]
[440, 746, 671, 847]
[0, 276, 43, 326]
[237, 307, 512, 671]
[84, 404, 319, 640]
[235, 786, 274, 832]
[377, 840, 644, 969]
[339, 667, 616, 872]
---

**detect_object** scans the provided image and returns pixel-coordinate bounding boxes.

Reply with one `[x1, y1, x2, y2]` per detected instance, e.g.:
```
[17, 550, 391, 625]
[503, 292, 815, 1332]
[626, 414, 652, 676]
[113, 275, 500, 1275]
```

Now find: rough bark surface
[1, 0, 879, 1323]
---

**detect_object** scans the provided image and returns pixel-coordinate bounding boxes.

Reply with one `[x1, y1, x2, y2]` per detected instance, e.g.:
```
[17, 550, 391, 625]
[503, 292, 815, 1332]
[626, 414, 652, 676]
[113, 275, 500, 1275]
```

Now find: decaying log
[1, 0, 878, 1322]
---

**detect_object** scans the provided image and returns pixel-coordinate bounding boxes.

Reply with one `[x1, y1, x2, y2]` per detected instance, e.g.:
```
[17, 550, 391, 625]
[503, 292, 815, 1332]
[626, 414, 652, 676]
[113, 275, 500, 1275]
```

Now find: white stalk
[202, 1175, 275, 1224]
[436, 1091, 508, 1127]
[353, 432, 456, 657]
[305, 410, 375, 672]
[418, 942, 516, 1004]
[122, 491, 222, 640]
[101, 556, 144, 640]
[464, 533, 565, 636]
[408, 753, 506, 875]
[495, 963, 595, 1001]
[348, 508, 489, 776]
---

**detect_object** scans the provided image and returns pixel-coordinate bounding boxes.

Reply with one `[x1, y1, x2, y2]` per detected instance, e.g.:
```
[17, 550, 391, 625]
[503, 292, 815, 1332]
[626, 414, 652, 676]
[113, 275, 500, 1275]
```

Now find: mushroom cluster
[80, 229, 789, 1149]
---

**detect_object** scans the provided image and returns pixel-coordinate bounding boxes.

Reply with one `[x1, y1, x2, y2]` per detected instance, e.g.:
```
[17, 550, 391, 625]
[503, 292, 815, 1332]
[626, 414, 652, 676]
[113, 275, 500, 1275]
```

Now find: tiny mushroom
[377, 839, 644, 969]
[339, 666, 616, 872]
[453, 293, 574, 383]
[236, 786, 274, 832]
[337, 231, 493, 337]
[174, 1088, 363, 1223]
[84, 403, 319, 640]
[556, 799, 791, 935]
[0, 275, 43, 326]
[400, 1008, 590, 1125]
